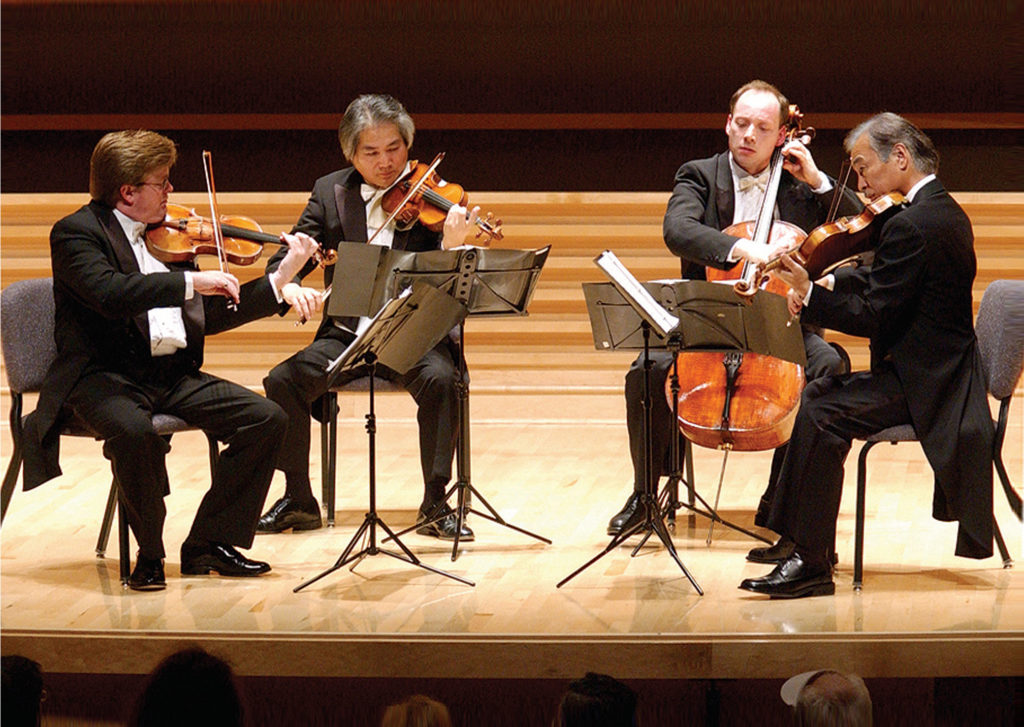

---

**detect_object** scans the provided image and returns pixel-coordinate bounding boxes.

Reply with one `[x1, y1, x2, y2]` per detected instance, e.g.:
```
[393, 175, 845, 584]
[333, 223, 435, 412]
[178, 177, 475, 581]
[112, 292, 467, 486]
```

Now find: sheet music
[594, 250, 679, 337]
[325, 287, 413, 374]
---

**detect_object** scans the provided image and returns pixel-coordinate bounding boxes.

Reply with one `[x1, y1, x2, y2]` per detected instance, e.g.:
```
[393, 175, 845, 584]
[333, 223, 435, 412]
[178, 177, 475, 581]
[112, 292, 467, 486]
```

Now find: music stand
[558, 251, 703, 592]
[580, 265, 805, 548]
[294, 282, 474, 592]
[378, 245, 554, 560]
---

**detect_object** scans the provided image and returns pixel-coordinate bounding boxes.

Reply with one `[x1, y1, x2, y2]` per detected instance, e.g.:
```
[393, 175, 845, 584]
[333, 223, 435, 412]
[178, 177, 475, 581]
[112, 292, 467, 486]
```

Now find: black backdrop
[2, 1, 1019, 193]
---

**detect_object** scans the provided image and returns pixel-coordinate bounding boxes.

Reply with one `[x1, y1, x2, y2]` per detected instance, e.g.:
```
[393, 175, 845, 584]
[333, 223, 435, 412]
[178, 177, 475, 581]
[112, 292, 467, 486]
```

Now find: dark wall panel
[2, 1, 1019, 192]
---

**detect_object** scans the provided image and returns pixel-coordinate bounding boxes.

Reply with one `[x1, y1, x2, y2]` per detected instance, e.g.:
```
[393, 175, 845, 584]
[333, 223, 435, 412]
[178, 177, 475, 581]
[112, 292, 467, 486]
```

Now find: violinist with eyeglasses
[21, 129, 321, 591]
[256, 94, 488, 541]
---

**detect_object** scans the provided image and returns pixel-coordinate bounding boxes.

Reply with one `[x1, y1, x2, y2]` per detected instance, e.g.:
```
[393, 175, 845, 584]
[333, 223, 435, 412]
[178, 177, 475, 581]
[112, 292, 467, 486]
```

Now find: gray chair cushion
[863, 424, 917, 443]
[1, 278, 56, 393]
[330, 377, 404, 394]
[976, 279, 1024, 401]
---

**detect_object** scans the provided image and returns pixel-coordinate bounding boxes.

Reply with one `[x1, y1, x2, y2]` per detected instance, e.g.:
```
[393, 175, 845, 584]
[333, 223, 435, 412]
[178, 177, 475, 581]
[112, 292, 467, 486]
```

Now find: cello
[667, 106, 810, 454]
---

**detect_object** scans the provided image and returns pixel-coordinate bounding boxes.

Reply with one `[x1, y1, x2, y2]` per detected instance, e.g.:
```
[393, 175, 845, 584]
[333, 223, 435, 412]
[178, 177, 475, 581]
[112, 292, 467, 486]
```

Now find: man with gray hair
[740, 112, 994, 598]
[257, 94, 483, 540]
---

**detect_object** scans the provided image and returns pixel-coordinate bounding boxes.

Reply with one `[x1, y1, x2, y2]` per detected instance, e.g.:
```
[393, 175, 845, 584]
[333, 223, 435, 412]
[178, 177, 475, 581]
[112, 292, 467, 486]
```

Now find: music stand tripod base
[557, 313, 702, 595]
[381, 246, 553, 561]
[295, 284, 475, 592]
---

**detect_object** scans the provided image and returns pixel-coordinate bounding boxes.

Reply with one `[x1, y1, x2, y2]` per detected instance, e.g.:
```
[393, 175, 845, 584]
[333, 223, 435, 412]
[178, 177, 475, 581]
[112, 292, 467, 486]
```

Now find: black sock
[284, 472, 316, 508]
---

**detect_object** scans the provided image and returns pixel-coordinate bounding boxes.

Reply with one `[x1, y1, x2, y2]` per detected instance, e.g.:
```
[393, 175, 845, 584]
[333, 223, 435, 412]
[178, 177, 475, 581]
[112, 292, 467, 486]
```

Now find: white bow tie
[737, 171, 769, 193]
[360, 183, 385, 203]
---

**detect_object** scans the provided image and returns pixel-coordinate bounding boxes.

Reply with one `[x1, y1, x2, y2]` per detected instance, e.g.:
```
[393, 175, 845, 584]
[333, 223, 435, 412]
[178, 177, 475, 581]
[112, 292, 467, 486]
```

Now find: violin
[381, 154, 503, 242]
[146, 203, 337, 268]
[753, 191, 907, 282]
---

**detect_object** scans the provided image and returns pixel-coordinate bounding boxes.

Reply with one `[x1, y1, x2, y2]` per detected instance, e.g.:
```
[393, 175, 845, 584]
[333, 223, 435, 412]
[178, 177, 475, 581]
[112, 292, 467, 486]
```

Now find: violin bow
[201, 150, 237, 310]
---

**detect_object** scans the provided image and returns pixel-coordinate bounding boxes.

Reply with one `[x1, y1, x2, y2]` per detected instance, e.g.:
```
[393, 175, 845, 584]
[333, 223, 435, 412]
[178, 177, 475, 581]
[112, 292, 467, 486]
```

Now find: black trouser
[765, 363, 912, 558]
[264, 328, 463, 508]
[67, 367, 286, 560]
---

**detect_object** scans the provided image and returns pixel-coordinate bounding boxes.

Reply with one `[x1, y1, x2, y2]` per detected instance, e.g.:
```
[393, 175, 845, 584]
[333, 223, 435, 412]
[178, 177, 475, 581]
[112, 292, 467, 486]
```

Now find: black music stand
[378, 245, 554, 560]
[558, 251, 703, 593]
[580, 270, 805, 548]
[294, 282, 474, 592]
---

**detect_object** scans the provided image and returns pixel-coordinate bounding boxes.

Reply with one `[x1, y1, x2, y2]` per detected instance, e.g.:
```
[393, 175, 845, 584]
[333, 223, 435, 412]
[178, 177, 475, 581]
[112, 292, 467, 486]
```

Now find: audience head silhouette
[2, 655, 45, 727]
[783, 669, 872, 726]
[380, 694, 452, 727]
[555, 672, 638, 727]
[128, 646, 245, 727]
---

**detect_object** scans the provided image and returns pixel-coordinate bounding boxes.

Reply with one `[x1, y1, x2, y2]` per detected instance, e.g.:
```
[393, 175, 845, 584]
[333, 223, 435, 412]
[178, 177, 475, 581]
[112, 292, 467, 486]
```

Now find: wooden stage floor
[1, 390, 1022, 685]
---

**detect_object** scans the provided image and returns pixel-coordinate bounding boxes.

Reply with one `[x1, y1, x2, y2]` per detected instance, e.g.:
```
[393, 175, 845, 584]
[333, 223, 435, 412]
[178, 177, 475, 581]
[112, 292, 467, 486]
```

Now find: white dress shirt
[113, 209, 190, 356]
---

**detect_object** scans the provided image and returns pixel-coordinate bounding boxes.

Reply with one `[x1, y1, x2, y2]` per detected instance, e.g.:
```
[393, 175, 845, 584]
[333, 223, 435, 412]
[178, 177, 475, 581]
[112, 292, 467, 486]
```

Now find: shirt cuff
[268, 272, 285, 304]
[183, 271, 194, 300]
[726, 240, 741, 263]
[811, 175, 833, 195]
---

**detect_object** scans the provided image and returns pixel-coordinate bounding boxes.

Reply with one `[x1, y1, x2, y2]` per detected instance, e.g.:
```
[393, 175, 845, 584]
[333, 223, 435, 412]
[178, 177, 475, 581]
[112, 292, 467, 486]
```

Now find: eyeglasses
[136, 179, 171, 192]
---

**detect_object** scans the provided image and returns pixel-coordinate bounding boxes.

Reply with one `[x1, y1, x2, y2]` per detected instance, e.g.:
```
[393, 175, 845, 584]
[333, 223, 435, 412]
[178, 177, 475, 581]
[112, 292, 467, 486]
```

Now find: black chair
[319, 378, 403, 527]
[0, 278, 218, 585]
[853, 279, 1024, 589]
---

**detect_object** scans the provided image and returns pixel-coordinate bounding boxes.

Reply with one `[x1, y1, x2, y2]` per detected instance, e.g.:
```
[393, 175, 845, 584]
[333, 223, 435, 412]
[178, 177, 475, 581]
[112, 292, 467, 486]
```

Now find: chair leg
[1, 393, 25, 525]
[320, 395, 330, 510]
[854, 441, 882, 590]
[993, 517, 1012, 569]
[1, 450, 22, 526]
[96, 479, 119, 556]
[205, 432, 218, 472]
[117, 489, 130, 586]
[994, 398, 1023, 521]
[320, 392, 338, 527]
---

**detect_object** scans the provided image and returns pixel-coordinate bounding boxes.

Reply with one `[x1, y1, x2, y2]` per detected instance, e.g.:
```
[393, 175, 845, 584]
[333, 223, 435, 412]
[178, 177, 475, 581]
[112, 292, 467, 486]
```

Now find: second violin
[381, 154, 504, 242]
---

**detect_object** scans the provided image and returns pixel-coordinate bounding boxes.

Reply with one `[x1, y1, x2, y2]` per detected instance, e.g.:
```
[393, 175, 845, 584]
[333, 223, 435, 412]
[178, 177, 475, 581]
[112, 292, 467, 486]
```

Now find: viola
[381, 155, 503, 242]
[754, 191, 907, 282]
[146, 203, 337, 268]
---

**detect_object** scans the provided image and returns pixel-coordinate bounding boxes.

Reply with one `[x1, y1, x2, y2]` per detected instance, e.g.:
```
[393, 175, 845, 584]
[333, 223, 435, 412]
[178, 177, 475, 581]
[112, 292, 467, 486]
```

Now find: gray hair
[795, 670, 872, 727]
[337, 94, 415, 161]
[845, 112, 939, 175]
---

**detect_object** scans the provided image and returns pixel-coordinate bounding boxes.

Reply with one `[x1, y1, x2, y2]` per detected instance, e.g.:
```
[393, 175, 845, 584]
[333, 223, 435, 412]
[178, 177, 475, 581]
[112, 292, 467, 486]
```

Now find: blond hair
[89, 129, 177, 207]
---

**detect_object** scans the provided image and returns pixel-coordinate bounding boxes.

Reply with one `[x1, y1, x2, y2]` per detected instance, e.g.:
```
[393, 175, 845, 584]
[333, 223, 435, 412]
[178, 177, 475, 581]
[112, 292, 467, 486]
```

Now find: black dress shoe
[607, 492, 642, 535]
[416, 503, 474, 541]
[739, 551, 835, 599]
[129, 555, 166, 592]
[180, 543, 271, 577]
[256, 496, 322, 533]
[747, 535, 795, 563]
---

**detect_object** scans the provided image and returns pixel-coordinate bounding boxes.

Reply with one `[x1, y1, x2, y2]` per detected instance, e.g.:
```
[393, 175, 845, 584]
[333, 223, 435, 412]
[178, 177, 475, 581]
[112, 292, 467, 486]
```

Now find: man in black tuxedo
[609, 80, 861, 538]
[256, 94, 483, 540]
[21, 130, 319, 591]
[740, 113, 994, 598]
